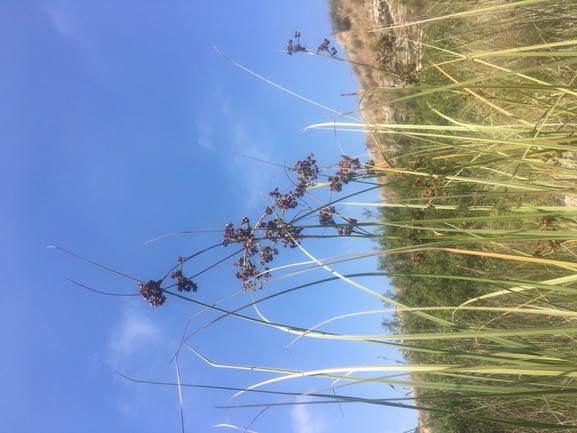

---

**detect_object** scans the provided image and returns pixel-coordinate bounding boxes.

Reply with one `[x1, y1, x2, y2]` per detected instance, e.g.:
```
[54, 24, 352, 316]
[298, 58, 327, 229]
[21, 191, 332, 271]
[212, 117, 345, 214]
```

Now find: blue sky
[1, 1, 417, 432]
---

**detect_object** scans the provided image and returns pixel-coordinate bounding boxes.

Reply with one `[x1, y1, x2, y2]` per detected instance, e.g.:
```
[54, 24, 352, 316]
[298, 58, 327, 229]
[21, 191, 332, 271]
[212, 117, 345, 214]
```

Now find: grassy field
[323, 0, 577, 431]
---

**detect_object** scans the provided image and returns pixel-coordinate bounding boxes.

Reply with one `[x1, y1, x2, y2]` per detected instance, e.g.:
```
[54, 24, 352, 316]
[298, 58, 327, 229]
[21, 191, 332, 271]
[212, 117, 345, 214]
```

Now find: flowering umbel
[170, 270, 198, 292]
[140, 153, 375, 304]
[139, 280, 165, 307]
[286, 32, 339, 58]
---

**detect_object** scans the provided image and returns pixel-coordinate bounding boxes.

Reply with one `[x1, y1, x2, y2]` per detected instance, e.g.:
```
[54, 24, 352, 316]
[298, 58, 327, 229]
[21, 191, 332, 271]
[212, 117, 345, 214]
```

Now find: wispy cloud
[42, 2, 117, 83]
[196, 119, 212, 149]
[225, 119, 280, 209]
[291, 402, 328, 433]
[107, 304, 162, 368]
[221, 98, 231, 116]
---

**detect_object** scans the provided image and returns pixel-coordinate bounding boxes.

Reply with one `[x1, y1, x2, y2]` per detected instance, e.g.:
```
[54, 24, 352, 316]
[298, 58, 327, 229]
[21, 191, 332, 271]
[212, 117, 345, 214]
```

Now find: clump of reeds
[62, 2, 577, 431]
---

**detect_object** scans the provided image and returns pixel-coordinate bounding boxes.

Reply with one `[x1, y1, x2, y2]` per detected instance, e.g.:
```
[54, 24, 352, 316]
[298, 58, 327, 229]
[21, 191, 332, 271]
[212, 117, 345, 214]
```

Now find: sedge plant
[60, 1, 577, 431]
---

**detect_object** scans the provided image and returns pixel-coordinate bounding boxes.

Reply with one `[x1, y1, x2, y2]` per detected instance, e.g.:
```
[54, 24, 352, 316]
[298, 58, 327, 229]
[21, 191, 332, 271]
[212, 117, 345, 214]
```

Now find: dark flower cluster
[540, 153, 563, 166]
[258, 245, 277, 265]
[337, 218, 357, 236]
[224, 215, 302, 290]
[329, 155, 362, 192]
[139, 280, 165, 307]
[286, 32, 305, 56]
[532, 245, 545, 257]
[268, 153, 321, 213]
[225, 217, 271, 290]
[395, 158, 446, 199]
[397, 158, 423, 179]
[364, 159, 376, 174]
[293, 153, 319, 185]
[278, 223, 303, 248]
[328, 176, 343, 192]
[338, 155, 362, 178]
[317, 38, 338, 57]
[286, 32, 337, 57]
[537, 216, 556, 230]
[286, 39, 306, 56]
[222, 217, 256, 249]
[411, 252, 425, 265]
[233, 256, 263, 290]
[269, 187, 299, 213]
[170, 269, 198, 292]
[319, 206, 336, 225]
[259, 217, 303, 248]
[317, 38, 330, 52]
[138, 259, 199, 307]
[221, 154, 322, 290]
[549, 240, 561, 253]
[532, 241, 563, 256]
[420, 177, 446, 199]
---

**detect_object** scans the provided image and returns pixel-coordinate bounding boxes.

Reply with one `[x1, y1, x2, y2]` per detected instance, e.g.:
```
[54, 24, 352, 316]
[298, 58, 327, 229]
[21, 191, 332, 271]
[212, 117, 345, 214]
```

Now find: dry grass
[328, 0, 427, 199]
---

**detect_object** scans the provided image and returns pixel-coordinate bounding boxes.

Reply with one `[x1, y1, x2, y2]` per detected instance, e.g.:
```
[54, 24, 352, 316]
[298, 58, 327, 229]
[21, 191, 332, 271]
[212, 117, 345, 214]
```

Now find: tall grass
[66, 1, 577, 431]
[324, 1, 577, 431]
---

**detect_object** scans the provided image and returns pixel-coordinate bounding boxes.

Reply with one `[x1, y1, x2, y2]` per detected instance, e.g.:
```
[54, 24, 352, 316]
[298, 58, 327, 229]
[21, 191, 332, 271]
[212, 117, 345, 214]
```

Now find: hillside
[326, 2, 577, 432]
[326, 2, 431, 429]
[328, 0, 423, 172]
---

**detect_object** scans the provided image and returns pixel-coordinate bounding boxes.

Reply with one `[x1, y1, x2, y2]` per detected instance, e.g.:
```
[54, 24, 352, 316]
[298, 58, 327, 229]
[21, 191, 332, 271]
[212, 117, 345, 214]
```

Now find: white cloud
[105, 304, 179, 422]
[196, 120, 212, 149]
[291, 402, 328, 433]
[226, 120, 279, 207]
[230, 121, 274, 167]
[108, 304, 162, 367]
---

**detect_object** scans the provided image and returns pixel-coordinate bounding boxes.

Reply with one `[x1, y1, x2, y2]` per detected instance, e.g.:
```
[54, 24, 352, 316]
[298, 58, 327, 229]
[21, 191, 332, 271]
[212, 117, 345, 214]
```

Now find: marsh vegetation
[70, 1, 577, 431]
